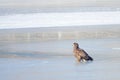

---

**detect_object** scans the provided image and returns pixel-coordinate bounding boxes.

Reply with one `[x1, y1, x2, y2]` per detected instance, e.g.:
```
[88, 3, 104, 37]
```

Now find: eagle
[73, 42, 93, 62]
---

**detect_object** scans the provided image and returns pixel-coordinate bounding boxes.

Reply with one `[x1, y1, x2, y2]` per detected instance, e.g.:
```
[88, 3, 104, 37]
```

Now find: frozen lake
[0, 38, 120, 80]
[0, 8, 120, 80]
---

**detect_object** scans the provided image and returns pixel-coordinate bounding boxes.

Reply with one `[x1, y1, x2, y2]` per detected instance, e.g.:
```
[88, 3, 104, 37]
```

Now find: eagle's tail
[84, 56, 93, 61]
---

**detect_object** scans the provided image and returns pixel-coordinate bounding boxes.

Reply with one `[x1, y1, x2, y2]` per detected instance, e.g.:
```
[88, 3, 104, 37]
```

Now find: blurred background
[0, 0, 120, 41]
